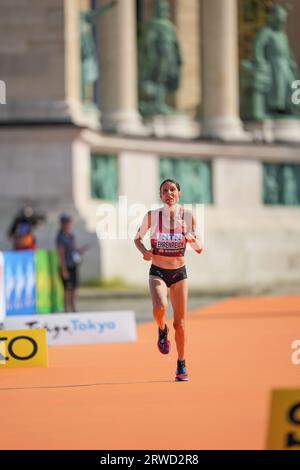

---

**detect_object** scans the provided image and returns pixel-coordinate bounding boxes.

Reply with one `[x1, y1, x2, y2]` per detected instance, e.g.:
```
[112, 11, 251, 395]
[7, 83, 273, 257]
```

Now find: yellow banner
[266, 390, 300, 450]
[0, 329, 48, 368]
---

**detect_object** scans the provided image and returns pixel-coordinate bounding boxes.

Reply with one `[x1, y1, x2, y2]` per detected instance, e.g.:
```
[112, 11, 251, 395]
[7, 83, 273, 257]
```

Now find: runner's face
[160, 182, 181, 206]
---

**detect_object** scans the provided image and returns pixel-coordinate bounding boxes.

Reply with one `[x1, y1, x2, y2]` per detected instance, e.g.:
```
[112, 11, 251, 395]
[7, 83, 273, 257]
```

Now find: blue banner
[0, 253, 4, 322]
[4, 251, 36, 316]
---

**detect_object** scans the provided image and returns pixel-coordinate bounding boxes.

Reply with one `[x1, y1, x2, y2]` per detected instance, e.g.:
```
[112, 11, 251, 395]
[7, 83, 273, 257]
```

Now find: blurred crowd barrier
[0, 250, 64, 320]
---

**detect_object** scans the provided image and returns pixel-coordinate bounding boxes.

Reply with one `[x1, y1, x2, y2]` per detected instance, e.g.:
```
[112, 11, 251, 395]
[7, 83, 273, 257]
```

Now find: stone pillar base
[67, 100, 101, 130]
[244, 119, 300, 144]
[201, 116, 252, 142]
[101, 110, 150, 136]
[273, 119, 300, 143]
[148, 115, 200, 139]
[0, 99, 101, 130]
[244, 120, 275, 143]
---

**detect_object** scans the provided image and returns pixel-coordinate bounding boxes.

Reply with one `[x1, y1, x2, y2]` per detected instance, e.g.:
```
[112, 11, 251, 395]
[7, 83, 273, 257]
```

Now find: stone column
[201, 0, 250, 141]
[173, 0, 201, 119]
[98, 0, 146, 135]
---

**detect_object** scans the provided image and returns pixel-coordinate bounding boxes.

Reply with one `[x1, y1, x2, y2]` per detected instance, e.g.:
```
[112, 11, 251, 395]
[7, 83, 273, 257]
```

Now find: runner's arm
[185, 213, 203, 254]
[134, 211, 152, 258]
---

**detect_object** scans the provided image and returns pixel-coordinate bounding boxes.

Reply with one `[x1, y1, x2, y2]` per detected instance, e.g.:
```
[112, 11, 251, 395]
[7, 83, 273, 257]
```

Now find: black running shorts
[149, 264, 187, 288]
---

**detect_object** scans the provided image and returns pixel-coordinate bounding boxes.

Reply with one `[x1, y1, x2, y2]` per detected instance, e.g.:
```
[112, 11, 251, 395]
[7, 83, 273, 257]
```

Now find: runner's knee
[153, 301, 168, 314]
[173, 319, 185, 332]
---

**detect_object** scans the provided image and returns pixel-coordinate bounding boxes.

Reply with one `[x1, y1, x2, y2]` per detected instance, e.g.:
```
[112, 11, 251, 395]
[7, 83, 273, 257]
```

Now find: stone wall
[0, 0, 66, 121]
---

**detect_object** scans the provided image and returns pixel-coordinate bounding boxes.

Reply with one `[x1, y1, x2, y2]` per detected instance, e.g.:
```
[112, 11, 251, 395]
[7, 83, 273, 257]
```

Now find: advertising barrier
[266, 389, 300, 450]
[0, 253, 4, 323]
[49, 250, 64, 313]
[0, 249, 64, 318]
[36, 250, 52, 314]
[0, 328, 48, 368]
[4, 311, 137, 346]
[4, 251, 36, 316]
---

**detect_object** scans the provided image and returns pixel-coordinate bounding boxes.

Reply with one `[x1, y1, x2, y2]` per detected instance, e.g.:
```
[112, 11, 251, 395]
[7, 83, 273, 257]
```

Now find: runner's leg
[149, 275, 168, 330]
[170, 278, 188, 361]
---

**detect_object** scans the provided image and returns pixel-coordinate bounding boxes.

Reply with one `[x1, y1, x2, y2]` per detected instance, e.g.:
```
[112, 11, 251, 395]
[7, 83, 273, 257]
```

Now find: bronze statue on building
[139, 0, 182, 116]
[80, 1, 116, 103]
[241, 3, 300, 120]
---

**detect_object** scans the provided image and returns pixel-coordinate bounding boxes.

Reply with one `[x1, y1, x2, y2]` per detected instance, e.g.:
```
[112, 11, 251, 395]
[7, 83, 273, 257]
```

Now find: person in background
[7, 205, 45, 251]
[56, 214, 83, 313]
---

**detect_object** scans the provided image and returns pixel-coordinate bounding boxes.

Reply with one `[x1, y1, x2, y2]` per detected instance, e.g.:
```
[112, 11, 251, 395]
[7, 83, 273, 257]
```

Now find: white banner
[4, 311, 137, 346]
[0, 253, 5, 323]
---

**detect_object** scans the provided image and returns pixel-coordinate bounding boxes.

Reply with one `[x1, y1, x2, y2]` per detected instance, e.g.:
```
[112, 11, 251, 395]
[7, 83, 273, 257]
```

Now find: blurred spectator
[56, 214, 89, 313]
[7, 205, 45, 251]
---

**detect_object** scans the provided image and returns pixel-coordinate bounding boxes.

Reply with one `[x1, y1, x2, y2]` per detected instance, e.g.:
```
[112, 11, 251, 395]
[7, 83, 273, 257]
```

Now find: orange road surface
[1, 295, 300, 450]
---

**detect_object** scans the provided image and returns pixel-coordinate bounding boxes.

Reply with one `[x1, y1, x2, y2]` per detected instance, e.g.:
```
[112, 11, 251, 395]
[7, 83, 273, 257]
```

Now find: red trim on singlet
[159, 210, 183, 235]
[159, 211, 162, 233]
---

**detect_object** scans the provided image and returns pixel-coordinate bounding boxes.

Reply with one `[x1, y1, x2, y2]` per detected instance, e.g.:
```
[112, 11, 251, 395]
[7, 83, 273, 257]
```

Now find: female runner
[134, 179, 203, 381]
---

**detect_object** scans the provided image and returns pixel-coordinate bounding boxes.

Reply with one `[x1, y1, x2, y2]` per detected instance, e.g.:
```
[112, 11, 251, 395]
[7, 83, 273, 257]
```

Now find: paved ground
[78, 292, 228, 324]
[1, 295, 300, 450]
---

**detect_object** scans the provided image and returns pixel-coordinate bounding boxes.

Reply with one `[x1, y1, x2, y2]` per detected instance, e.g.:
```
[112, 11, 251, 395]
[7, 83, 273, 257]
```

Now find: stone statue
[139, 0, 182, 116]
[91, 155, 117, 200]
[263, 164, 280, 204]
[80, 1, 116, 103]
[264, 163, 299, 205]
[241, 3, 300, 120]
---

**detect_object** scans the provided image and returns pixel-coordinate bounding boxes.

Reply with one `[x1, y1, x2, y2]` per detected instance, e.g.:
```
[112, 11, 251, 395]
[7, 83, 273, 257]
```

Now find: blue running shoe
[175, 359, 189, 382]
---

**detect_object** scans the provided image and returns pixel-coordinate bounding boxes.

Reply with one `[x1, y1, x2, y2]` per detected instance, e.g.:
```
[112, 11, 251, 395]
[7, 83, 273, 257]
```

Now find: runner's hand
[185, 233, 203, 254]
[143, 250, 153, 261]
[62, 269, 70, 280]
[185, 232, 197, 244]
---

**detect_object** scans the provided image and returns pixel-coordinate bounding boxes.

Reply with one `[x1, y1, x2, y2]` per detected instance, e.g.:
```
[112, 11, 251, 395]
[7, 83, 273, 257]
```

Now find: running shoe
[175, 360, 189, 382]
[157, 325, 170, 354]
